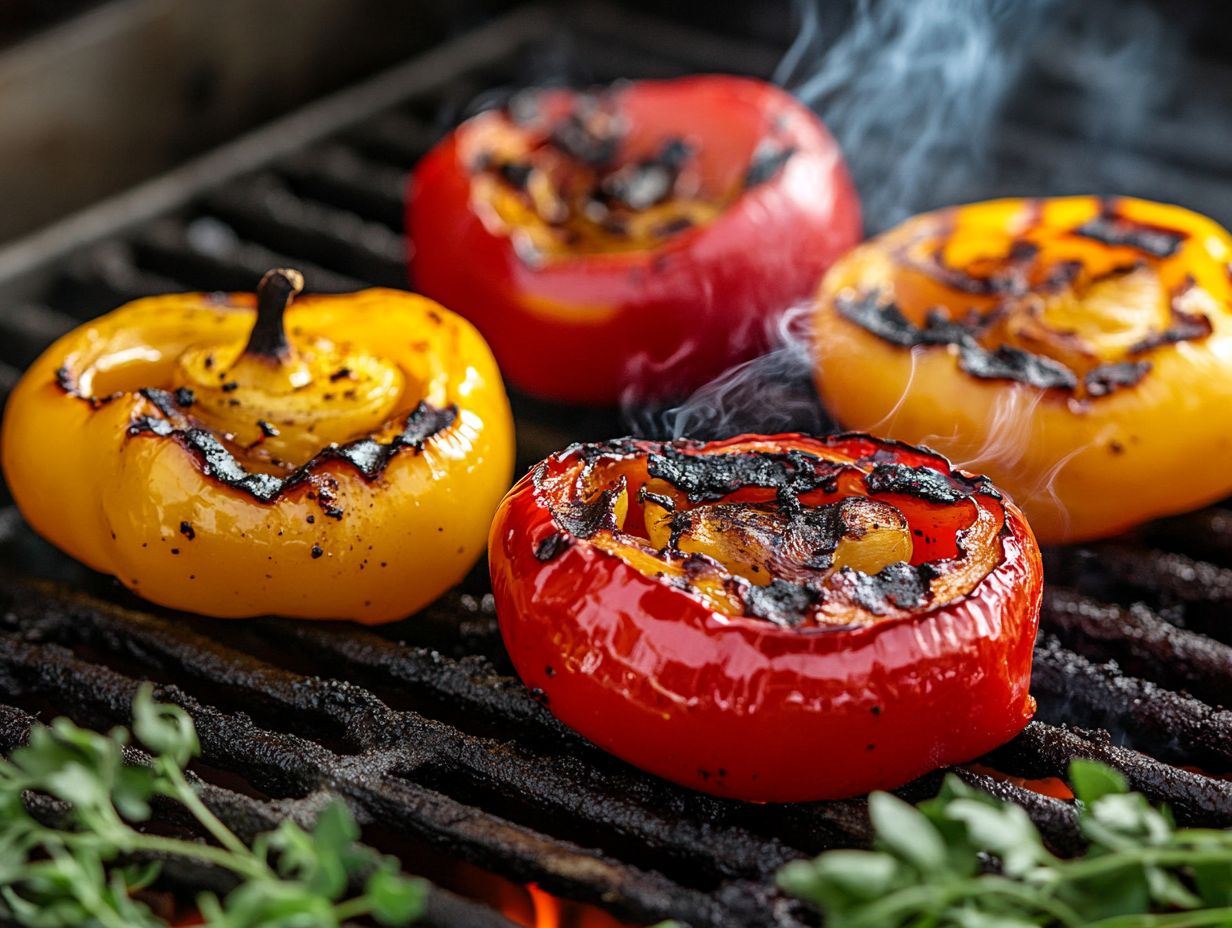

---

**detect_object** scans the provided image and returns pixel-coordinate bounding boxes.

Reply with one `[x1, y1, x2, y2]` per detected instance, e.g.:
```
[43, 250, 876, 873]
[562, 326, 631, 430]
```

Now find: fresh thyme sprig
[0, 686, 426, 928]
[778, 761, 1232, 928]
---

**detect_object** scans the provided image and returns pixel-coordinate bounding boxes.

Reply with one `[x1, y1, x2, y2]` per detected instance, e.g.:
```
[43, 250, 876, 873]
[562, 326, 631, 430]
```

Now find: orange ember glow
[443, 860, 640, 928]
[968, 764, 1075, 801]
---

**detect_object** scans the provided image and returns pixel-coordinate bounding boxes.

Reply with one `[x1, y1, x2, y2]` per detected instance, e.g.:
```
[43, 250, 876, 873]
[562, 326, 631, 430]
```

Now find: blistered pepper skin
[3, 283, 514, 623]
[410, 75, 861, 405]
[813, 196, 1232, 543]
[490, 434, 1041, 802]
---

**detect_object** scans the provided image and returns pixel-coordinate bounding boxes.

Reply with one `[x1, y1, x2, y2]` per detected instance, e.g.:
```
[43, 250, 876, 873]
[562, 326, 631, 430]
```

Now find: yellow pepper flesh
[1, 270, 515, 623]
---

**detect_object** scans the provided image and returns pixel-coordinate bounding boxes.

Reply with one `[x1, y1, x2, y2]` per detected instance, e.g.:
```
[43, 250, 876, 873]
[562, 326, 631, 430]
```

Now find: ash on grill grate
[2, 4, 1232, 926]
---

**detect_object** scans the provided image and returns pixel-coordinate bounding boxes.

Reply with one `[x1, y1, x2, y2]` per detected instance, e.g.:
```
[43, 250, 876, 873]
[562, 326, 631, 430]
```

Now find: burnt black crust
[836, 561, 936, 614]
[836, 293, 1077, 390]
[646, 448, 839, 504]
[127, 397, 458, 503]
[597, 137, 693, 211]
[837, 283, 1208, 395]
[1129, 307, 1214, 355]
[744, 141, 796, 188]
[553, 483, 626, 540]
[1073, 213, 1186, 258]
[1084, 361, 1152, 397]
[957, 342, 1078, 390]
[534, 532, 571, 562]
[548, 99, 623, 167]
[744, 578, 819, 627]
[865, 461, 995, 504]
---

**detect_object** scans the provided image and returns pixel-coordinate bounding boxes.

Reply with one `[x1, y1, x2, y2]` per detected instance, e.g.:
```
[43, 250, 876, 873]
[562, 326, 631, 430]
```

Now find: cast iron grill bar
[0, 636, 767, 928]
[981, 722, 1232, 829]
[274, 145, 408, 231]
[1030, 634, 1232, 772]
[0, 701, 522, 928]
[0, 577, 846, 877]
[1045, 545, 1232, 645]
[1141, 508, 1232, 566]
[950, 768, 1081, 857]
[1040, 586, 1232, 708]
[201, 176, 407, 288]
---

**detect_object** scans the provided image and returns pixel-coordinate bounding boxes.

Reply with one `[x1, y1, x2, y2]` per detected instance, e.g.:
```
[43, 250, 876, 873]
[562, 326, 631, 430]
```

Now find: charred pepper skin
[2, 270, 514, 623]
[489, 434, 1042, 802]
[813, 196, 1232, 543]
[409, 75, 861, 406]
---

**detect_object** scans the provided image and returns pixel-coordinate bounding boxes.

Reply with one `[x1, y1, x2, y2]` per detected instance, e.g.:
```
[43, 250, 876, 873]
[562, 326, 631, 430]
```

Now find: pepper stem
[244, 268, 304, 360]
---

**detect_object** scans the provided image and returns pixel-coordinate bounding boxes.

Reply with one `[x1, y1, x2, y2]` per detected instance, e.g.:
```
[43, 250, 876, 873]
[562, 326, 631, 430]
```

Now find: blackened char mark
[534, 532, 571, 561]
[1084, 361, 1152, 397]
[497, 161, 533, 190]
[549, 103, 623, 167]
[836, 293, 970, 347]
[744, 141, 796, 189]
[598, 138, 693, 211]
[865, 461, 996, 504]
[836, 561, 936, 614]
[744, 578, 819, 627]
[1073, 213, 1186, 259]
[958, 342, 1078, 390]
[554, 483, 625, 540]
[1129, 309, 1213, 355]
[127, 401, 458, 503]
[647, 448, 838, 504]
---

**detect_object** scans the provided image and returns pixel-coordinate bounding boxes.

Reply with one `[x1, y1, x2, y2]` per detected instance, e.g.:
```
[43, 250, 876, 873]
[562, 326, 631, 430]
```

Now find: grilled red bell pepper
[409, 75, 861, 405]
[489, 434, 1042, 802]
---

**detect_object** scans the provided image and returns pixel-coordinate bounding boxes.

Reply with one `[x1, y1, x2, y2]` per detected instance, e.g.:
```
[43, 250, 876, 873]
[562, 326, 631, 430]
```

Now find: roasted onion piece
[489, 434, 1042, 801]
[813, 196, 1232, 543]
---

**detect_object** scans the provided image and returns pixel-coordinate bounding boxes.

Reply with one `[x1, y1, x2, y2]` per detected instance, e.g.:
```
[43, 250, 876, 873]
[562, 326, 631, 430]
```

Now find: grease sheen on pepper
[489, 433, 1042, 802]
[813, 196, 1232, 543]
[410, 75, 861, 405]
[1, 270, 514, 623]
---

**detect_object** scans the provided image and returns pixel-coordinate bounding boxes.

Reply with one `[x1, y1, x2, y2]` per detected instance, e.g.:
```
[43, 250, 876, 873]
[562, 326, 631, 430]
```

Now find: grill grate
[2, 4, 1231, 926]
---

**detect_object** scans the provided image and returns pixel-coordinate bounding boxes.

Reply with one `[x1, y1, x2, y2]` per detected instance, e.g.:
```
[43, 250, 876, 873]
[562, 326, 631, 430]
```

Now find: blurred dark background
[1, 0, 1229, 244]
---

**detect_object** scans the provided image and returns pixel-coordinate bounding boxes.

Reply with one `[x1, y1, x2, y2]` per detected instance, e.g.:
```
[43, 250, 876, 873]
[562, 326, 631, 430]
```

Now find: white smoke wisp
[628, 304, 826, 440]
[778, 0, 1054, 233]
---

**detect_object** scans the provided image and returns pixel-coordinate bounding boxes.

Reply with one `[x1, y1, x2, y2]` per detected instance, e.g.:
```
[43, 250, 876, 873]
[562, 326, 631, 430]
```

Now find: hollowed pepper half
[410, 75, 862, 405]
[1, 270, 514, 622]
[813, 196, 1232, 543]
[489, 433, 1041, 801]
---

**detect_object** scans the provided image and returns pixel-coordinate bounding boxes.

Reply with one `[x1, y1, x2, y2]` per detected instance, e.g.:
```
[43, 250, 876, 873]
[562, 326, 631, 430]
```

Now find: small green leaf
[868, 791, 947, 873]
[1145, 866, 1202, 910]
[132, 684, 199, 767]
[1061, 859, 1151, 922]
[777, 850, 902, 910]
[1082, 793, 1174, 852]
[943, 798, 1047, 876]
[367, 869, 428, 925]
[1068, 759, 1128, 806]
[952, 908, 1041, 928]
[1192, 859, 1232, 907]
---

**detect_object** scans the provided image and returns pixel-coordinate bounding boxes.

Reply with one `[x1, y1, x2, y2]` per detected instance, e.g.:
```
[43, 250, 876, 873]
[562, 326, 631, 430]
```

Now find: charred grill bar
[1, 4, 1231, 926]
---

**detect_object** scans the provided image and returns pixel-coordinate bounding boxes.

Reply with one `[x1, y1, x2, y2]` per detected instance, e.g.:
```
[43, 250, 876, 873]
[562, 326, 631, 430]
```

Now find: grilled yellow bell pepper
[1, 269, 514, 623]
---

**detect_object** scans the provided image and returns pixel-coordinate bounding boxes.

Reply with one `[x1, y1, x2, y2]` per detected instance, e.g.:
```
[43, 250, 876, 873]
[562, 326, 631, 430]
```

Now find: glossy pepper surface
[2, 270, 514, 622]
[410, 75, 861, 405]
[813, 196, 1232, 543]
[489, 433, 1041, 802]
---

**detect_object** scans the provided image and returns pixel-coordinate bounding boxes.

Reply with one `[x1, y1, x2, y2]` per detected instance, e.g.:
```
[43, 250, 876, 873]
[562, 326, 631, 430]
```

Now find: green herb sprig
[0, 686, 426, 928]
[778, 762, 1232, 928]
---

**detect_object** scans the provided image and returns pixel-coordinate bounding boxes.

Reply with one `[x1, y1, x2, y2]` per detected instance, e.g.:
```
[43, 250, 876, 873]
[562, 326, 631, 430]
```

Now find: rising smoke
[632, 0, 1186, 443]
